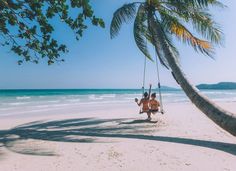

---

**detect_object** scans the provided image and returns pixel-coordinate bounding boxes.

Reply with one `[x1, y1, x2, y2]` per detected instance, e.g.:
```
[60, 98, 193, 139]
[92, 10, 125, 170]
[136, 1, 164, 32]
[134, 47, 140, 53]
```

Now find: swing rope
[154, 50, 164, 114]
[139, 56, 147, 113]
[142, 55, 147, 96]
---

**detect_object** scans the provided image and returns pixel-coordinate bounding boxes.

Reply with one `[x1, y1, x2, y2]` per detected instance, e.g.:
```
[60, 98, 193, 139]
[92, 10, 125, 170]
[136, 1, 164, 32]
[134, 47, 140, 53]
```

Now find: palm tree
[110, 0, 236, 136]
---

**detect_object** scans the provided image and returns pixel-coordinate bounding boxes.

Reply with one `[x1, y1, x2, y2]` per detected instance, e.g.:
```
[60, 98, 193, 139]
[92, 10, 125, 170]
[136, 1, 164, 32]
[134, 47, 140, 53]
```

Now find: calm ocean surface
[0, 89, 236, 116]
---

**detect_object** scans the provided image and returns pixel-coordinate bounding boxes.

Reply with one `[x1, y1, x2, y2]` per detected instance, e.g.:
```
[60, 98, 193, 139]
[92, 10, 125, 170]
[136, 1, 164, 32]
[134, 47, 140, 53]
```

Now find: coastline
[0, 101, 236, 171]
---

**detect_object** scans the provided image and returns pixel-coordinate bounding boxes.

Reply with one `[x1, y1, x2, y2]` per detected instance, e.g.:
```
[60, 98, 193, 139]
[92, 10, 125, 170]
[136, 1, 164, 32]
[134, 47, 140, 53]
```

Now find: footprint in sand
[107, 148, 122, 160]
[185, 163, 191, 166]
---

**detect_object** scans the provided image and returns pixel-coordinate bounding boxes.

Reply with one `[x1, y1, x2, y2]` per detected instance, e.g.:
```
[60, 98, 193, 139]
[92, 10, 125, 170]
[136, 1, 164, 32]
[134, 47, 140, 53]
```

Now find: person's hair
[151, 93, 156, 98]
[143, 92, 148, 98]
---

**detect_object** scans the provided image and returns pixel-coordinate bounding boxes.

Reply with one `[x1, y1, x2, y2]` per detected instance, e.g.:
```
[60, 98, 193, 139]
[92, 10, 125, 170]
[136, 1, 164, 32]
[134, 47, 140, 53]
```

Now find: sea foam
[16, 96, 31, 100]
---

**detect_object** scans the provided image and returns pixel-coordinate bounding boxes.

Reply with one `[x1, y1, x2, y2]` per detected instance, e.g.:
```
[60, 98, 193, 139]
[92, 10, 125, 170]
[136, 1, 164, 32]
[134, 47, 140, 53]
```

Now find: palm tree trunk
[148, 16, 236, 136]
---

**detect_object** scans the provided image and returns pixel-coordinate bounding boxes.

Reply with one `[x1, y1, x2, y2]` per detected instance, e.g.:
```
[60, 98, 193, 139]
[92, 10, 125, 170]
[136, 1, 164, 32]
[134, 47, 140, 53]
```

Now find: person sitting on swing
[135, 92, 151, 120]
[149, 93, 160, 114]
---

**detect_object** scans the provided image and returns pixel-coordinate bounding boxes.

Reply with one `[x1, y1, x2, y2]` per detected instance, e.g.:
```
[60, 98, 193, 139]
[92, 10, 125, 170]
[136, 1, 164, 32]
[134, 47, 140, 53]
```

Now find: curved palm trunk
[149, 16, 236, 136]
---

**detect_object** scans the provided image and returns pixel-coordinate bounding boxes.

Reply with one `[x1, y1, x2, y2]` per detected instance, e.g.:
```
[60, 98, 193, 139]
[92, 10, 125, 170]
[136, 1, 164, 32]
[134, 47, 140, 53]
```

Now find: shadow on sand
[0, 117, 236, 157]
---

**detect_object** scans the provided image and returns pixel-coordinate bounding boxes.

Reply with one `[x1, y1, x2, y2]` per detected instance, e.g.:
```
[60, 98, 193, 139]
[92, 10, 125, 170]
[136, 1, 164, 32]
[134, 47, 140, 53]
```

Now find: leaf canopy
[110, 0, 224, 66]
[0, 0, 104, 65]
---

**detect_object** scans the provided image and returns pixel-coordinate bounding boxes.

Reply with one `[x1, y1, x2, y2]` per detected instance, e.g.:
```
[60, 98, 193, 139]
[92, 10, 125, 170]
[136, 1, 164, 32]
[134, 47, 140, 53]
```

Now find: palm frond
[159, 3, 223, 45]
[110, 3, 137, 39]
[162, 0, 225, 8]
[133, 4, 153, 61]
[160, 11, 214, 57]
[188, 10, 223, 44]
[171, 22, 213, 56]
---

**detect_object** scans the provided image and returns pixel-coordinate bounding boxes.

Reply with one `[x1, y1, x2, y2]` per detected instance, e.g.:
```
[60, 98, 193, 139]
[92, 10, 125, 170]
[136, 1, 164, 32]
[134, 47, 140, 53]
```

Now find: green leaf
[133, 4, 153, 61]
[110, 3, 137, 39]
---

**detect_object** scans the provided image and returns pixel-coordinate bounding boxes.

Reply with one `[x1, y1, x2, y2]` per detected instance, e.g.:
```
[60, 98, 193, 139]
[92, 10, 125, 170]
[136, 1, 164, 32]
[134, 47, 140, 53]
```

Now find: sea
[0, 89, 236, 117]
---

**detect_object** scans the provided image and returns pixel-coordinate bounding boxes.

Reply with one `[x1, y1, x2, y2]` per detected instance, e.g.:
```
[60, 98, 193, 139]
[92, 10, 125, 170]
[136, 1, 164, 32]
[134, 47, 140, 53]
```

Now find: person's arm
[135, 98, 142, 106]
[148, 84, 152, 99]
[137, 99, 143, 106]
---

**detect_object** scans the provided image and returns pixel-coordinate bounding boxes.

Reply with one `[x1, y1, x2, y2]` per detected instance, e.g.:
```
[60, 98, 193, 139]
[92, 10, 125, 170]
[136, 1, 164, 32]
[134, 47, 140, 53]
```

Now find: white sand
[0, 102, 236, 171]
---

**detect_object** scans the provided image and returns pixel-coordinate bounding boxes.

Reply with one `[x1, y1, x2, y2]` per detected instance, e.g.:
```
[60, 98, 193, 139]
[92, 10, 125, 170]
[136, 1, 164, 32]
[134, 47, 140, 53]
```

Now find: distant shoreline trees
[197, 82, 236, 90]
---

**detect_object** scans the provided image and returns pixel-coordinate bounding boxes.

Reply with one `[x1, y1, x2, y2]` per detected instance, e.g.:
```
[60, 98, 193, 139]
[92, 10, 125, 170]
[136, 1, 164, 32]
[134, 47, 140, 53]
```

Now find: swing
[137, 49, 165, 114]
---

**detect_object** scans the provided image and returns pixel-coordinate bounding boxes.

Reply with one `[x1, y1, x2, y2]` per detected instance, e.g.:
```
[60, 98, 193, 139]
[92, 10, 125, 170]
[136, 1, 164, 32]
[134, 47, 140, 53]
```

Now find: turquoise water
[0, 89, 236, 116]
[0, 89, 149, 96]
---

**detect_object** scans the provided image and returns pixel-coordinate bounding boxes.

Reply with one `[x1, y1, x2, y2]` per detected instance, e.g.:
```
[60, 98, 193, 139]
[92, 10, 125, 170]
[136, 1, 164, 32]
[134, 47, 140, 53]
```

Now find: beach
[0, 90, 236, 171]
[1, 0, 236, 170]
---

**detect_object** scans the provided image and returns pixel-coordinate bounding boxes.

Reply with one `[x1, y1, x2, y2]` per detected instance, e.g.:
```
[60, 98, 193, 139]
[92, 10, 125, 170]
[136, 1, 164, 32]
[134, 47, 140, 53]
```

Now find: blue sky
[0, 0, 235, 89]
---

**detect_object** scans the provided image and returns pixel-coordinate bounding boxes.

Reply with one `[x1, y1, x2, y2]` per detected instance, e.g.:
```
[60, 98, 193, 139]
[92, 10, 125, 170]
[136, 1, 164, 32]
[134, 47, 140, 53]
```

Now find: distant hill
[197, 82, 236, 90]
[160, 86, 179, 90]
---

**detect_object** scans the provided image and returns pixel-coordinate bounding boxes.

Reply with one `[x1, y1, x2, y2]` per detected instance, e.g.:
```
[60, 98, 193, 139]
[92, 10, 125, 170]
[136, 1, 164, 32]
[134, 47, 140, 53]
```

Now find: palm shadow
[0, 117, 236, 158]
